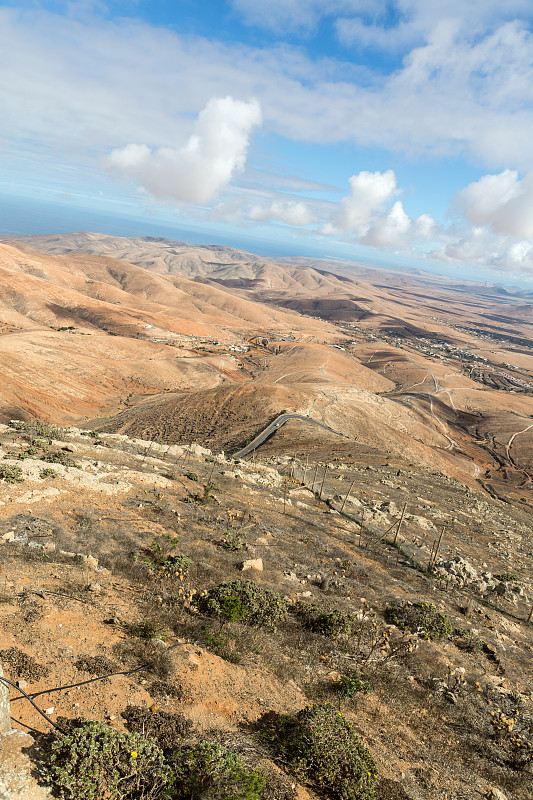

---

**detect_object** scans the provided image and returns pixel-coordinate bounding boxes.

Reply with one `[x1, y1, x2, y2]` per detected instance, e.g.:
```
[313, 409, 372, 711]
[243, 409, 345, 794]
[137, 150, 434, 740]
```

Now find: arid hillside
[0, 420, 531, 800]
[2, 233, 533, 507]
[0, 234, 532, 800]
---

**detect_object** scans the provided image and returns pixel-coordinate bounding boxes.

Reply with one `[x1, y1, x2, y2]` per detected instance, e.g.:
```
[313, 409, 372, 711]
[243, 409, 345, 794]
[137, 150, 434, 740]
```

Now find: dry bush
[121, 705, 193, 751]
[74, 655, 119, 675]
[0, 646, 50, 680]
[112, 639, 176, 682]
[385, 600, 452, 640]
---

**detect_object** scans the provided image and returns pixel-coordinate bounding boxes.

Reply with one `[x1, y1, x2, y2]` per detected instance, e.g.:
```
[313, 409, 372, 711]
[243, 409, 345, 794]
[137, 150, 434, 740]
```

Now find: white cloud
[231, 1, 379, 34]
[412, 213, 438, 240]
[323, 170, 437, 249]
[427, 168, 533, 273]
[107, 97, 262, 204]
[3, 6, 533, 173]
[335, 18, 415, 51]
[360, 201, 411, 247]
[4, 4, 533, 274]
[333, 170, 398, 234]
[454, 170, 533, 238]
[247, 200, 314, 226]
[431, 229, 533, 273]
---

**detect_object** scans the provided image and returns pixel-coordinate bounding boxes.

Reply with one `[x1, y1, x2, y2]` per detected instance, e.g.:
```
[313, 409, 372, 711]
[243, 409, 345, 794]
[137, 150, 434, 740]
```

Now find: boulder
[486, 789, 508, 800]
[239, 558, 263, 572]
[0, 730, 53, 798]
[0, 663, 10, 734]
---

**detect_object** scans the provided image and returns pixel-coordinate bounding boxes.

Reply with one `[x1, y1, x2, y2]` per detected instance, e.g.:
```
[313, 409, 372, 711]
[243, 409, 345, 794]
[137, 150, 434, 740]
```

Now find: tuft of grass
[217, 529, 247, 551]
[338, 673, 373, 699]
[493, 572, 520, 583]
[128, 617, 167, 641]
[142, 536, 191, 578]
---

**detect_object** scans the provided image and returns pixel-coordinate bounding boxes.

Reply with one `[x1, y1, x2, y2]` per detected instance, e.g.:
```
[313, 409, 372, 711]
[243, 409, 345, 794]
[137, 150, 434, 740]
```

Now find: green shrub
[39, 467, 57, 479]
[338, 674, 373, 698]
[143, 536, 191, 577]
[185, 471, 199, 481]
[13, 445, 40, 459]
[129, 617, 167, 641]
[453, 629, 484, 652]
[197, 580, 287, 631]
[294, 602, 356, 638]
[48, 721, 171, 799]
[216, 595, 249, 626]
[269, 703, 377, 800]
[11, 418, 65, 443]
[32, 437, 50, 450]
[0, 464, 23, 483]
[493, 572, 520, 583]
[199, 625, 241, 663]
[171, 741, 265, 800]
[218, 529, 246, 551]
[41, 450, 80, 468]
[384, 601, 452, 640]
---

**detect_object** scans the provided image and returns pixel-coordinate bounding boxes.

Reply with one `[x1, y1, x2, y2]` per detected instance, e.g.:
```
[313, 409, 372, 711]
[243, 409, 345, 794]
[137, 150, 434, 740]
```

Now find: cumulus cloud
[360, 201, 412, 247]
[323, 169, 437, 249]
[332, 170, 398, 233]
[454, 170, 533, 238]
[106, 97, 262, 204]
[4, 4, 533, 274]
[247, 200, 314, 226]
[432, 229, 533, 273]
[429, 170, 533, 273]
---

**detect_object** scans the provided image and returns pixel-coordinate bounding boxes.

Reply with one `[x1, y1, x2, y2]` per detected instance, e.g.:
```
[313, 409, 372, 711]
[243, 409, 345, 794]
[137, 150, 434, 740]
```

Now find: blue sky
[2, 1, 533, 284]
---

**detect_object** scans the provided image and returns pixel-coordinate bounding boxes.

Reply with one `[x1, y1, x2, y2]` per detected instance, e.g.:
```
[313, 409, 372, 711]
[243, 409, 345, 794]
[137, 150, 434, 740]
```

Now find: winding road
[233, 413, 346, 459]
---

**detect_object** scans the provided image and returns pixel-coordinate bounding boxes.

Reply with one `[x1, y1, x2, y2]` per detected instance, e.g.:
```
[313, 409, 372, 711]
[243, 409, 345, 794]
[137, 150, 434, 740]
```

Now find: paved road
[233, 413, 346, 459]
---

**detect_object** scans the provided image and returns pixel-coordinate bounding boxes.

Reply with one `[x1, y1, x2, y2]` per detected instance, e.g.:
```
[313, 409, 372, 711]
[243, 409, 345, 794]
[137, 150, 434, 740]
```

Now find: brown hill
[2, 234, 533, 505]
[0, 241, 337, 422]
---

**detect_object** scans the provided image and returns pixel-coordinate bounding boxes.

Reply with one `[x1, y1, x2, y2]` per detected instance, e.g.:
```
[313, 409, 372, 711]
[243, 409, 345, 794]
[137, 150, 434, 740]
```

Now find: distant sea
[2, 192, 531, 290]
[0, 192, 326, 259]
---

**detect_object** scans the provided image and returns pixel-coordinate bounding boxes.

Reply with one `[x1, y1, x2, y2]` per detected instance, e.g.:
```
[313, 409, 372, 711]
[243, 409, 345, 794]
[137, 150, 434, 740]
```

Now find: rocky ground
[0, 421, 531, 799]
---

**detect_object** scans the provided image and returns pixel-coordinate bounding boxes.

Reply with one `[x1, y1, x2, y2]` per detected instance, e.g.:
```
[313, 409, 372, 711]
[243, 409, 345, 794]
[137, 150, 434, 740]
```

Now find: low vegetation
[294, 601, 356, 637]
[384, 600, 452, 640]
[171, 741, 266, 800]
[0, 420, 531, 800]
[196, 579, 288, 631]
[338, 673, 373, 699]
[10, 418, 66, 443]
[0, 463, 23, 483]
[141, 535, 191, 578]
[267, 703, 378, 800]
[48, 721, 170, 800]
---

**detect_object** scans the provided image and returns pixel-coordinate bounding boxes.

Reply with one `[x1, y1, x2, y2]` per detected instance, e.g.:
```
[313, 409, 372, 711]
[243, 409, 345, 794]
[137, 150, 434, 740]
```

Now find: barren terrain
[0, 422, 531, 799]
[0, 234, 532, 799]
